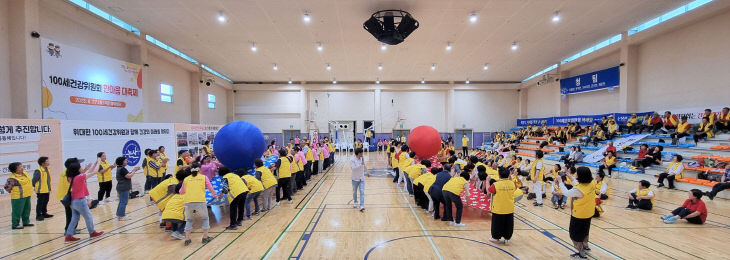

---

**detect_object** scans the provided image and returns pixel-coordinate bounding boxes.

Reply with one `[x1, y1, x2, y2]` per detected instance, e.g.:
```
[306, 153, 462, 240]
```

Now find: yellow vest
[605, 156, 616, 166]
[305, 149, 314, 161]
[159, 153, 168, 175]
[421, 174, 437, 192]
[143, 156, 151, 176]
[257, 166, 277, 189]
[202, 145, 212, 156]
[667, 161, 684, 179]
[318, 151, 324, 160]
[242, 174, 264, 193]
[328, 143, 335, 152]
[668, 115, 678, 126]
[462, 137, 469, 146]
[34, 167, 52, 194]
[278, 157, 293, 178]
[442, 176, 467, 196]
[56, 169, 70, 201]
[636, 188, 654, 205]
[595, 180, 609, 196]
[627, 117, 638, 126]
[9, 171, 32, 199]
[572, 182, 597, 219]
[391, 153, 399, 167]
[150, 178, 180, 211]
[530, 159, 545, 181]
[700, 122, 714, 138]
[98, 160, 112, 183]
[677, 122, 690, 133]
[399, 155, 413, 171]
[720, 112, 730, 126]
[175, 156, 188, 174]
[405, 164, 425, 179]
[183, 174, 207, 204]
[223, 173, 249, 203]
[161, 194, 185, 221]
[491, 180, 516, 214]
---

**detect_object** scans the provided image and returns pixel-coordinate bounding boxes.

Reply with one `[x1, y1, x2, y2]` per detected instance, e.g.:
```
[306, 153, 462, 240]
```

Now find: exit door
[392, 130, 410, 143]
[283, 130, 300, 146]
[454, 129, 472, 149]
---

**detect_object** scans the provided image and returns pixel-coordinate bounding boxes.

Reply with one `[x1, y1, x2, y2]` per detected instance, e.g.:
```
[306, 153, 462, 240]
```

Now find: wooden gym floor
[1, 151, 729, 259]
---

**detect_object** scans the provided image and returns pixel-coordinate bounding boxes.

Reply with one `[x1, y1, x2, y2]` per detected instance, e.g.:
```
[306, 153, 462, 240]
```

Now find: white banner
[653, 106, 727, 125]
[583, 134, 649, 163]
[41, 38, 144, 122]
[61, 120, 175, 180]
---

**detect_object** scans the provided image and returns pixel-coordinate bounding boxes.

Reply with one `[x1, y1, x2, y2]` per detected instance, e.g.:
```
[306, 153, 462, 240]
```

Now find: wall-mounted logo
[122, 140, 141, 166]
[46, 43, 62, 58]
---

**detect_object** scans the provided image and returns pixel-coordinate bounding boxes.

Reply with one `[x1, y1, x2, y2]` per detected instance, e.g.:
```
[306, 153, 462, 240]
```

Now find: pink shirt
[295, 151, 306, 165]
[294, 138, 300, 144]
[69, 174, 90, 199]
[201, 161, 222, 180]
[322, 145, 330, 157]
[312, 146, 319, 160]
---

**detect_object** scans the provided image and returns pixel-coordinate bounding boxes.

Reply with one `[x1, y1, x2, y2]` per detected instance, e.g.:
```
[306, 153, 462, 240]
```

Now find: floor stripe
[363, 235, 518, 260]
[209, 210, 273, 259]
[514, 215, 577, 254]
[398, 188, 443, 260]
[292, 205, 327, 259]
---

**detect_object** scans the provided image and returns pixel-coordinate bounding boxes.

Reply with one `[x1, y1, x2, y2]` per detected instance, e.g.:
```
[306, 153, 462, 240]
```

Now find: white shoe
[360, 207, 365, 212]
[504, 239, 509, 245]
[288, 200, 293, 204]
[275, 202, 281, 206]
[453, 223, 466, 227]
[97, 201, 105, 205]
[449, 221, 454, 226]
[352, 204, 358, 208]
[489, 238, 500, 244]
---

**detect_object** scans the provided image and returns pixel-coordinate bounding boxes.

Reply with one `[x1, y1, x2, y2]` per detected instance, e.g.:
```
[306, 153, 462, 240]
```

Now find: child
[442, 170, 471, 227]
[221, 167, 249, 230]
[241, 170, 264, 220]
[162, 183, 186, 240]
[627, 180, 654, 210]
[598, 151, 617, 178]
[662, 189, 707, 224]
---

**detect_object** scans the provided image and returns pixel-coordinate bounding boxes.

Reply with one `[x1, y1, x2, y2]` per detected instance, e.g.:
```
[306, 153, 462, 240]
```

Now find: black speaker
[363, 16, 383, 38]
[363, 10, 419, 46]
[397, 14, 418, 38]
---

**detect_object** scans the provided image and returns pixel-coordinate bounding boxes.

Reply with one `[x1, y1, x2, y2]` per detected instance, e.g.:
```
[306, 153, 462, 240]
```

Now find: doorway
[392, 130, 410, 143]
[282, 130, 300, 146]
[329, 121, 356, 152]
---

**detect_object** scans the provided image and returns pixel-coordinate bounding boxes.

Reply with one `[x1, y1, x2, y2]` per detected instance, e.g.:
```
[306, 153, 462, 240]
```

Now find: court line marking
[398, 188, 443, 260]
[286, 176, 337, 258]
[363, 235, 518, 260]
[208, 210, 273, 259]
[295, 166, 333, 209]
[48, 221, 159, 260]
[610, 187, 730, 220]
[514, 215, 578, 254]
[609, 192, 730, 228]
[291, 205, 327, 259]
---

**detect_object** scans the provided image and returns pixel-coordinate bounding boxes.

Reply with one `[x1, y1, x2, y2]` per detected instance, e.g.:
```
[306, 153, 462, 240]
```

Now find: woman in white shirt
[657, 155, 684, 189]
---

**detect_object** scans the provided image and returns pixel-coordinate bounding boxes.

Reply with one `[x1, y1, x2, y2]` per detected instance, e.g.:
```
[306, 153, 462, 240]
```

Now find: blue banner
[517, 112, 654, 127]
[560, 66, 620, 95]
[516, 117, 554, 127]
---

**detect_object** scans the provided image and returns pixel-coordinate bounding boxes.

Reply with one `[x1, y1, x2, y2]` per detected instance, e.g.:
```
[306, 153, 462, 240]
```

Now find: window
[201, 64, 232, 83]
[160, 83, 173, 103]
[207, 94, 216, 109]
[145, 35, 198, 65]
[628, 0, 713, 36]
[67, 0, 140, 35]
[561, 34, 622, 65]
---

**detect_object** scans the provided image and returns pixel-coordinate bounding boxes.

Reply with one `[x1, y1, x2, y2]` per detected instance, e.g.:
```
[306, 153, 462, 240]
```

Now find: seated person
[648, 112, 664, 134]
[603, 141, 616, 156]
[717, 107, 730, 134]
[637, 146, 663, 173]
[595, 171, 609, 200]
[624, 114, 640, 134]
[705, 164, 730, 200]
[606, 118, 619, 140]
[591, 125, 606, 146]
[662, 111, 678, 134]
[627, 180, 654, 210]
[662, 189, 707, 225]
[693, 116, 715, 144]
[598, 151, 617, 178]
[556, 127, 568, 144]
[657, 155, 684, 189]
[638, 114, 652, 134]
[670, 116, 691, 145]
[560, 146, 576, 164]
[546, 176, 568, 209]
[599, 116, 609, 132]
[631, 144, 649, 168]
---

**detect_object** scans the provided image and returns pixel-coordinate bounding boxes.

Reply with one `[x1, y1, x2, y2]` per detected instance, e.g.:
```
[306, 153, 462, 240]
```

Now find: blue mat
[206, 155, 278, 205]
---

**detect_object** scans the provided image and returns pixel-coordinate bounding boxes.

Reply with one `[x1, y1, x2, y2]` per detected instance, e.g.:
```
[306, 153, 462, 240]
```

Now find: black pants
[442, 191, 463, 224]
[569, 216, 591, 242]
[430, 189, 445, 220]
[671, 207, 704, 224]
[164, 219, 186, 233]
[296, 170, 305, 190]
[600, 194, 608, 200]
[36, 193, 50, 218]
[491, 213, 514, 240]
[62, 200, 77, 232]
[414, 184, 426, 209]
[657, 173, 676, 188]
[313, 161, 319, 176]
[709, 182, 730, 197]
[598, 165, 616, 176]
[229, 192, 247, 225]
[462, 147, 468, 156]
[98, 181, 112, 201]
[276, 177, 292, 202]
[717, 123, 730, 132]
[629, 193, 653, 210]
[671, 132, 689, 141]
[663, 125, 676, 133]
[144, 175, 152, 191]
[392, 168, 400, 183]
[304, 162, 312, 181]
[650, 123, 663, 134]
[693, 132, 708, 143]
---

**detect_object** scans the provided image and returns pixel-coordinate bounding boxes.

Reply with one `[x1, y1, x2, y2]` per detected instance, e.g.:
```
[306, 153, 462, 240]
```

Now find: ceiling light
[273, 64, 278, 71]
[377, 63, 383, 71]
[288, 78, 292, 84]
[326, 63, 331, 71]
[552, 11, 561, 23]
[250, 43, 257, 52]
[316, 42, 323, 52]
[303, 12, 311, 23]
[445, 42, 452, 51]
[511, 42, 518, 51]
[217, 12, 227, 23]
[421, 78, 425, 84]
[483, 63, 489, 70]
[332, 78, 337, 84]
[465, 78, 470, 84]
[376, 78, 380, 84]
[430, 64, 436, 71]
[380, 43, 387, 51]
[469, 13, 478, 23]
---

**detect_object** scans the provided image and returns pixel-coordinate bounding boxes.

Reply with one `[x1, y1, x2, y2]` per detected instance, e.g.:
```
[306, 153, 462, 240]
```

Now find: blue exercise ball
[213, 121, 266, 171]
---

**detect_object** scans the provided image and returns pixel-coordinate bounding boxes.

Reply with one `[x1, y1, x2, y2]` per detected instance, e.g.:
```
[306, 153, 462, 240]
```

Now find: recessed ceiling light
[217, 12, 227, 23]
[421, 78, 425, 84]
[288, 78, 292, 84]
[377, 63, 383, 71]
[445, 42, 452, 51]
[552, 11, 561, 23]
[511, 42, 518, 51]
[250, 43, 257, 52]
[483, 63, 489, 70]
[273, 64, 278, 71]
[332, 78, 337, 84]
[469, 13, 478, 23]
[430, 64, 436, 71]
[376, 78, 380, 84]
[326, 63, 331, 71]
[316, 42, 323, 52]
[303, 12, 311, 23]
[465, 78, 470, 84]
[380, 43, 387, 51]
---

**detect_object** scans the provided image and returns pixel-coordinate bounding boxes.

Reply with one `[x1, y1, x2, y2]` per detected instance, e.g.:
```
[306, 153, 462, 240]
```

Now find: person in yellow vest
[546, 174, 568, 209]
[408, 160, 431, 206]
[657, 155, 684, 189]
[606, 117, 619, 140]
[316, 143, 325, 174]
[241, 170, 264, 219]
[327, 138, 335, 165]
[180, 163, 220, 246]
[670, 116, 691, 145]
[693, 116, 715, 144]
[390, 146, 400, 183]
[624, 113, 640, 134]
[404, 157, 427, 196]
[418, 167, 439, 213]
[530, 150, 546, 206]
[143, 148, 152, 193]
[115, 156, 142, 221]
[255, 159, 277, 212]
[400, 135, 406, 143]
[159, 145, 169, 177]
[441, 170, 471, 226]
[556, 166, 596, 259]
[627, 180, 654, 210]
[272, 149, 293, 204]
[303, 142, 314, 185]
[201, 140, 213, 157]
[57, 158, 78, 234]
[96, 152, 117, 205]
[162, 183, 186, 240]
[598, 151, 617, 178]
[717, 107, 730, 133]
[147, 149, 169, 195]
[486, 168, 518, 244]
[176, 150, 192, 174]
[461, 135, 469, 156]
[398, 149, 415, 191]
[6, 162, 34, 229]
[591, 125, 606, 146]
[219, 167, 248, 230]
[595, 171, 609, 200]
[32, 156, 54, 221]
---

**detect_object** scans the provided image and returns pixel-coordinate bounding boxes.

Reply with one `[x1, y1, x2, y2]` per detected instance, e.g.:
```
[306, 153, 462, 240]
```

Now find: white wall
[235, 91, 302, 133]
[526, 82, 560, 118]
[0, 0, 10, 118]
[309, 91, 375, 133]
[145, 53, 192, 123]
[636, 10, 730, 112]
[199, 85, 228, 125]
[454, 90, 519, 131]
[380, 91, 447, 132]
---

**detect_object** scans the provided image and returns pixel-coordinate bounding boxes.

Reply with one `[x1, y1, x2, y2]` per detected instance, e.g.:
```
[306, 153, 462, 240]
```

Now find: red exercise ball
[408, 125, 441, 158]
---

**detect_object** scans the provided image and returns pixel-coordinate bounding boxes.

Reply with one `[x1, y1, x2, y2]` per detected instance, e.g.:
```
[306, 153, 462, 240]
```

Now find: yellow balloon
[42, 86, 53, 108]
